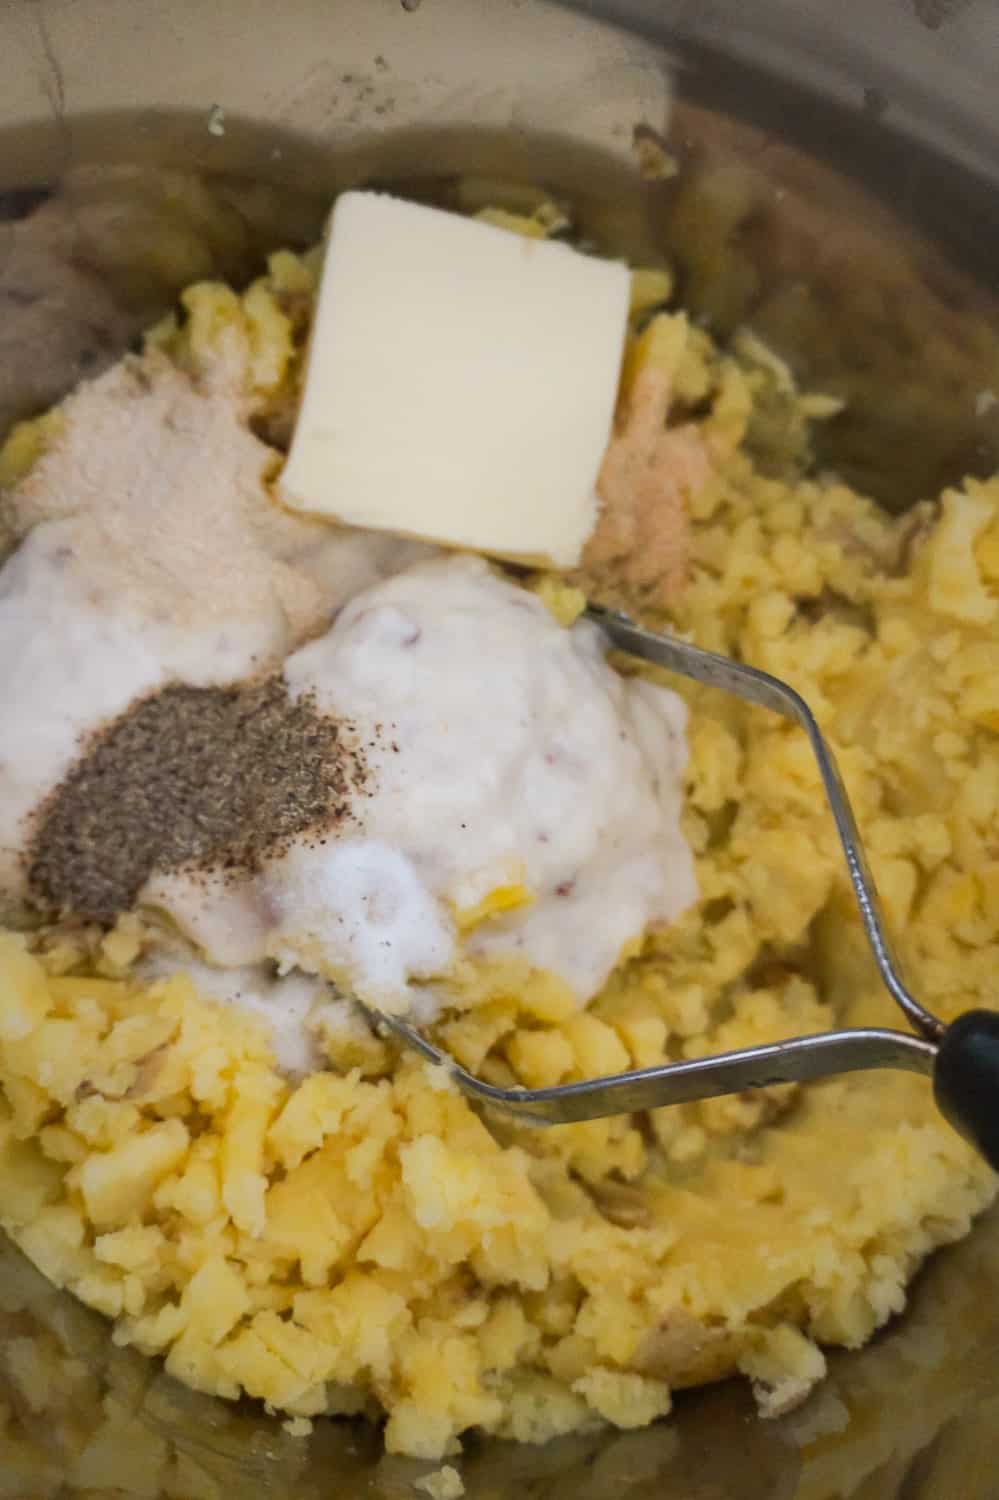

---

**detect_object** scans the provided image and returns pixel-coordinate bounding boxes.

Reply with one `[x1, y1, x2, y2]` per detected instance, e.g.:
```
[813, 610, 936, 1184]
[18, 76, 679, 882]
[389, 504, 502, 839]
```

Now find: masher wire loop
[372, 607, 999, 1171]
[588, 606, 945, 1044]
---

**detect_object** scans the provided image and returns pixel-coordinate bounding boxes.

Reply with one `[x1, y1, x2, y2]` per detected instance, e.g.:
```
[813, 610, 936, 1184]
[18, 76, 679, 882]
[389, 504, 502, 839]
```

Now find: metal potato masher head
[372, 606, 999, 1173]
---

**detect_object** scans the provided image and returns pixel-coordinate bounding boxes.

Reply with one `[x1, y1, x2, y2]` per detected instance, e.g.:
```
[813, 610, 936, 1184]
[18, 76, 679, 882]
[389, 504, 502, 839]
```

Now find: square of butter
[279, 192, 629, 569]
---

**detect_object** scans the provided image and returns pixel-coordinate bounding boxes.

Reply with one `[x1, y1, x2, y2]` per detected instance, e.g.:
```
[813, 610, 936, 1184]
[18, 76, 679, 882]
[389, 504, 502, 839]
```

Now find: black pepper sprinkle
[26, 676, 368, 923]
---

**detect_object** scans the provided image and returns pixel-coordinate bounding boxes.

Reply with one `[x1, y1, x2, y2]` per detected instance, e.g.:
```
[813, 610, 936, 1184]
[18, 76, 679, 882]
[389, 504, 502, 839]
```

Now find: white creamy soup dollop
[147, 555, 697, 1016]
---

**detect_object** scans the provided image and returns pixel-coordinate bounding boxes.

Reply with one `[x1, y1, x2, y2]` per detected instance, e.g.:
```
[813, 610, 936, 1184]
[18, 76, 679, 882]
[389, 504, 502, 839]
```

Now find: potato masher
[372, 606, 999, 1172]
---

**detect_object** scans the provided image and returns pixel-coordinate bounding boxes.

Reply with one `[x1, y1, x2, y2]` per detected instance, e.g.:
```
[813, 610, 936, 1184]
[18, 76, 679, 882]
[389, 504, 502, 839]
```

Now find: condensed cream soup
[147, 556, 696, 1020]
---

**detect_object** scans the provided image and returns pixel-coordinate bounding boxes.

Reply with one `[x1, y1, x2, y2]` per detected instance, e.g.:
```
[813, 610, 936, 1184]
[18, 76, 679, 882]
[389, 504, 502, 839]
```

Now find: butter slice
[279, 192, 629, 568]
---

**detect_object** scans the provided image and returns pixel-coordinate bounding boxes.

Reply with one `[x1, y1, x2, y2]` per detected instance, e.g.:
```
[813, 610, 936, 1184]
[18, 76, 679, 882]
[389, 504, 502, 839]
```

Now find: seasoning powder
[27, 677, 367, 922]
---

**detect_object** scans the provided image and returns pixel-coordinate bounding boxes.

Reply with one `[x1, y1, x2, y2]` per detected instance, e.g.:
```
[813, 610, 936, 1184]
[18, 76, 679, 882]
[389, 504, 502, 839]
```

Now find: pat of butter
[279, 192, 629, 568]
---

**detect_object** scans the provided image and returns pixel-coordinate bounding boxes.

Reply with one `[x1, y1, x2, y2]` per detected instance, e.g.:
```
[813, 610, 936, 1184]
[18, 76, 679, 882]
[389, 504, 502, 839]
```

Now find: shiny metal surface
[568, 0, 999, 190]
[376, 1011, 935, 1126]
[1, 1, 998, 1495]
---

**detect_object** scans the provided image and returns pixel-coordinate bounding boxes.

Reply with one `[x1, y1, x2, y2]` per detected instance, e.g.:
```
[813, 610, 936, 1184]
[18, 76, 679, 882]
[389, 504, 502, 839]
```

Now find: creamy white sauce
[0, 521, 429, 916]
[265, 839, 455, 1003]
[149, 556, 697, 1016]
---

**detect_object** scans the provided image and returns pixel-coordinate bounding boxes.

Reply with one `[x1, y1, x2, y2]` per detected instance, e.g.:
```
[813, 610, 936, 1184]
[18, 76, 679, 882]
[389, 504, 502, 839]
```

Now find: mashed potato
[0, 207, 997, 1461]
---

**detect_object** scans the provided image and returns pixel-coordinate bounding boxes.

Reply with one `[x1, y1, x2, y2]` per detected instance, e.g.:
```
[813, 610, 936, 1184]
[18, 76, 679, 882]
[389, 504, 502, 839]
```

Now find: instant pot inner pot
[1, 5, 998, 1495]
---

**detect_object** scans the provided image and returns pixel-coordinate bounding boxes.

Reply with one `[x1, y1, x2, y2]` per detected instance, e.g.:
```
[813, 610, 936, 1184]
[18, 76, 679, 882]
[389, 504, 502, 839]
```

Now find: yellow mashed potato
[0, 208, 997, 1461]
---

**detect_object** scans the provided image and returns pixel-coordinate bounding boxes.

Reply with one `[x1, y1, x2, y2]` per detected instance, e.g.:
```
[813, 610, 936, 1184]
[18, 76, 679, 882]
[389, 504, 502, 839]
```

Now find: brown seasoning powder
[27, 677, 367, 922]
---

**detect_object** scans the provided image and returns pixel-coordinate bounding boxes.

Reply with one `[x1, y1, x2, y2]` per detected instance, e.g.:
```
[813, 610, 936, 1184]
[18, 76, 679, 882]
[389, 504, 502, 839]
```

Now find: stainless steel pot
[1, 2, 997, 1495]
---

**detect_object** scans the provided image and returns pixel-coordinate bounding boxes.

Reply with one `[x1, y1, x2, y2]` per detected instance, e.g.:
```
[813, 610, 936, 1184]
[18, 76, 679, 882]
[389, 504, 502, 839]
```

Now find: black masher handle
[933, 1010, 999, 1172]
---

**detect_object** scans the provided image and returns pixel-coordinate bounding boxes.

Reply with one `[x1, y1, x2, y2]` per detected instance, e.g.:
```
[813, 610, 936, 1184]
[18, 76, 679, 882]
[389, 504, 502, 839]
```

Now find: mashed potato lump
[0, 203, 997, 1460]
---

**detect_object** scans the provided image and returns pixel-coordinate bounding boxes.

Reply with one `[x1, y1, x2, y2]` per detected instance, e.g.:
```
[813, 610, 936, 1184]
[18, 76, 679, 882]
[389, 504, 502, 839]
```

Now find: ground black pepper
[26, 677, 368, 922]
